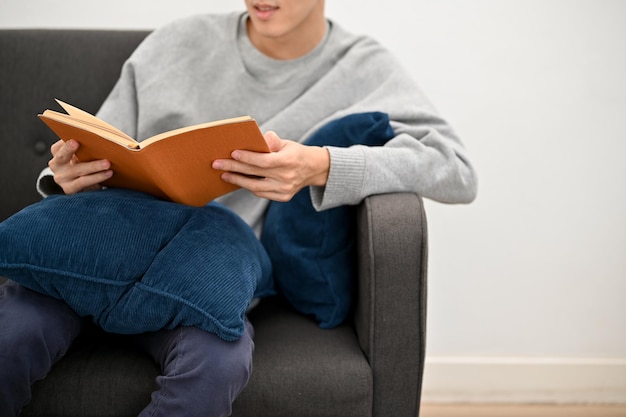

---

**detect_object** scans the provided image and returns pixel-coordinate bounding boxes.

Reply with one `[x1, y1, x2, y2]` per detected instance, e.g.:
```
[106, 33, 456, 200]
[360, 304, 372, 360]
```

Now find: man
[1, 1, 477, 416]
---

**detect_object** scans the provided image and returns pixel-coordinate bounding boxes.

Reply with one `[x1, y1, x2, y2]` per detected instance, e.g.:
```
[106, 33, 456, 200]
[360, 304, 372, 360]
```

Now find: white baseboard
[422, 356, 626, 404]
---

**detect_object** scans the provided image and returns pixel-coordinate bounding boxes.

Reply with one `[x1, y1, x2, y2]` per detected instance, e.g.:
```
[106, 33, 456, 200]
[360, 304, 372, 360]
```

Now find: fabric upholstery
[0, 189, 273, 341]
[0, 29, 148, 222]
[0, 29, 427, 417]
[355, 193, 428, 416]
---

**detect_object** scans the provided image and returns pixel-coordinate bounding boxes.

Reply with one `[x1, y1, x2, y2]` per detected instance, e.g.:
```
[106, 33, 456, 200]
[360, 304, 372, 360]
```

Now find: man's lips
[253, 4, 279, 20]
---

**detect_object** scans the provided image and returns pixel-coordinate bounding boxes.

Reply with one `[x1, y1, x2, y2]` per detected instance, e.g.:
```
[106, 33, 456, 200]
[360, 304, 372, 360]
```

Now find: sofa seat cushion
[20, 325, 159, 417]
[22, 297, 373, 417]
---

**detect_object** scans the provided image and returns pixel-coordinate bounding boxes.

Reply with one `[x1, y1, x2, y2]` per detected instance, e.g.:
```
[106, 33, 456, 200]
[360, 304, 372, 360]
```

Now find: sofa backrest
[0, 29, 149, 221]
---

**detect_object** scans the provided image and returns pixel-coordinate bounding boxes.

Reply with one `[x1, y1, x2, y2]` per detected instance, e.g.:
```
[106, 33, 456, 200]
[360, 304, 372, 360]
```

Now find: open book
[38, 100, 270, 206]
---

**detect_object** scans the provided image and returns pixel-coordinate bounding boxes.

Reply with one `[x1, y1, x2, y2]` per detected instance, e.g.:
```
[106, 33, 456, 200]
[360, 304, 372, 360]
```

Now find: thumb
[263, 131, 283, 152]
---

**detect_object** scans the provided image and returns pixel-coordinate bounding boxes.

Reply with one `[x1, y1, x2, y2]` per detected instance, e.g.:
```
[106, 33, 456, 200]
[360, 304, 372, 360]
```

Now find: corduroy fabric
[261, 112, 395, 329]
[0, 189, 273, 341]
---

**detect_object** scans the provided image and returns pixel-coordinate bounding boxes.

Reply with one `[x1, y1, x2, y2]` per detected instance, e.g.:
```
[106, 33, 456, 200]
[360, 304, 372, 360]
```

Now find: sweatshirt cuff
[310, 146, 366, 211]
[36, 167, 63, 197]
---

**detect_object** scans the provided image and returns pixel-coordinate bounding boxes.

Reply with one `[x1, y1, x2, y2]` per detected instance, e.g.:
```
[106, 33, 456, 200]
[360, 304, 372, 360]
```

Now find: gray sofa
[0, 29, 428, 417]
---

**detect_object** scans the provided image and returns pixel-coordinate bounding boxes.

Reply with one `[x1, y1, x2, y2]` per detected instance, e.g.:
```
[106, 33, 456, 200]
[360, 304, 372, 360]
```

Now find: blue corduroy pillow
[0, 189, 273, 341]
[261, 112, 395, 328]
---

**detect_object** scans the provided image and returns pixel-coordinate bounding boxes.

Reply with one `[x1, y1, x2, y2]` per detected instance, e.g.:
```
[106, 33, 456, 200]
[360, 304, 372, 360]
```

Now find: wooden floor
[420, 404, 626, 417]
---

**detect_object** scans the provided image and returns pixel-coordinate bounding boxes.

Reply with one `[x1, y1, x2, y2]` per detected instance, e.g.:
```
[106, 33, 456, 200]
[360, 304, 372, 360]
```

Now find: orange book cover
[38, 100, 269, 206]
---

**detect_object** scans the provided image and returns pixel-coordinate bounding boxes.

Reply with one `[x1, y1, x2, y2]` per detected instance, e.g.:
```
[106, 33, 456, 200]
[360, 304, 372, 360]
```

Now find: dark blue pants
[0, 280, 254, 417]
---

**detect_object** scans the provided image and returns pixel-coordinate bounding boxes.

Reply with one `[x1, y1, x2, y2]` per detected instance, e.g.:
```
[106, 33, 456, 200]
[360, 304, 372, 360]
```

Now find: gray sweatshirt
[38, 12, 477, 235]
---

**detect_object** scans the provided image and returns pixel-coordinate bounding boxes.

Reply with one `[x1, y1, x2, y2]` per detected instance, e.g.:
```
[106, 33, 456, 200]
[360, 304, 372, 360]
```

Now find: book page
[39, 110, 140, 149]
[140, 116, 255, 148]
[55, 100, 137, 145]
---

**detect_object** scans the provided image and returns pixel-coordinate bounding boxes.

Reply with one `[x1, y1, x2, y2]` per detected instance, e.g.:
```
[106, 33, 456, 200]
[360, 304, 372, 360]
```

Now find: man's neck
[249, 28, 326, 60]
[246, 8, 327, 60]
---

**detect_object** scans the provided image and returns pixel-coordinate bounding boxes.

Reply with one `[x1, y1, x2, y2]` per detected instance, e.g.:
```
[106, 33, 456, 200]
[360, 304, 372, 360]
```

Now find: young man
[0, 1, 477, 416]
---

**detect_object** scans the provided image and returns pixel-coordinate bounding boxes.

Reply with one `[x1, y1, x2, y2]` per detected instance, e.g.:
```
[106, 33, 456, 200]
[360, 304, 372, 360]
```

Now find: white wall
[2, 0, 625, 404]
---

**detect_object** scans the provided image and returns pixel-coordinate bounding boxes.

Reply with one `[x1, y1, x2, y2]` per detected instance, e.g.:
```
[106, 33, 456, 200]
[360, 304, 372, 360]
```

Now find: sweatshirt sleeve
[36, 167, 63, 197]
[309, 59, 478, 211]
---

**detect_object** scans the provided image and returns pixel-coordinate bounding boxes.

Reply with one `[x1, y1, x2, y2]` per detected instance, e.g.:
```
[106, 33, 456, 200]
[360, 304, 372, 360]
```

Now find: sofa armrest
[355, 192, 428, 417]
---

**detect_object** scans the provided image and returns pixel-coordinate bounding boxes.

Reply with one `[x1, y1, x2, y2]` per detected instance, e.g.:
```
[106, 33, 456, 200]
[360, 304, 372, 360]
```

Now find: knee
[182, 326, 255, 390]
[0, 283, 82, 369]
[147, 326, 255, 417]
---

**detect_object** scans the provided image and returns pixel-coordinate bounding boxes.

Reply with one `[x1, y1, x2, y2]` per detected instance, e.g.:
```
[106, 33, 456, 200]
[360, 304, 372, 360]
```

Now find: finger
[51, 152, 111, 175]
[221, 171, 269, 190]
[52, 139, 79, 165]
[230, 149, 277, 171]
[263, 131, 283, 152]
[53, 159, 111, 181]
[50, 139, 65, 155]
[213, 158, 268, 178]
[230, 131, 285, 167]
[221, 172, 297, 202]
[59, 170, 113, 195]
[52, 159, 112, 194]
[51, 140, 82, 166]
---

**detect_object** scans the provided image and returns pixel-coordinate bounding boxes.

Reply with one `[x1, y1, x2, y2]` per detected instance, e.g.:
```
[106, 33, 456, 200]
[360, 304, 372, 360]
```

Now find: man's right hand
[48, 139, 113, 194]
